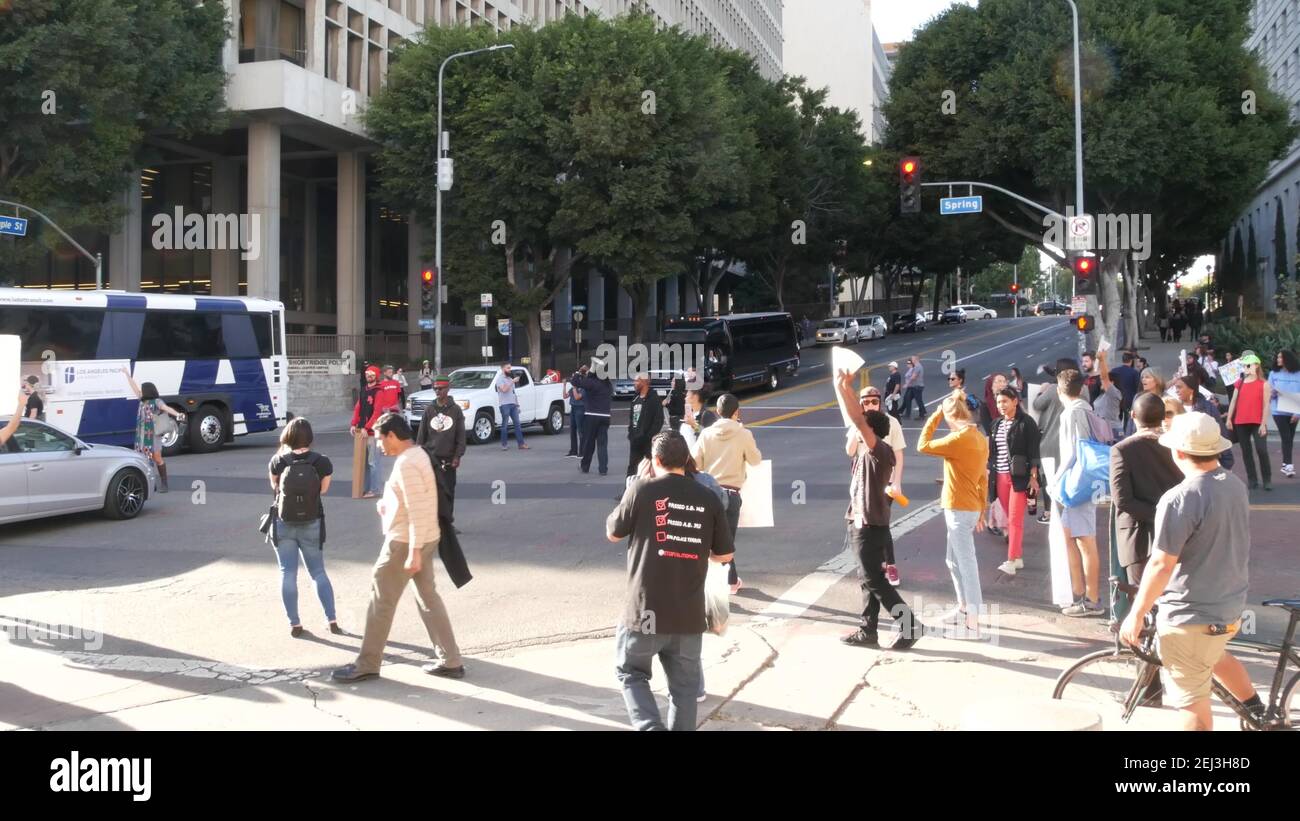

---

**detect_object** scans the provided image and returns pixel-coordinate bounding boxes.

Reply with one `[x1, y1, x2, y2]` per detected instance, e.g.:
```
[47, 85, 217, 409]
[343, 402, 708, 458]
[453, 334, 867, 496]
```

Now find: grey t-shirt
[494, 371, 519, 407]
[1092, 384, 1122, 429]
[1152, 468, 1250, 626]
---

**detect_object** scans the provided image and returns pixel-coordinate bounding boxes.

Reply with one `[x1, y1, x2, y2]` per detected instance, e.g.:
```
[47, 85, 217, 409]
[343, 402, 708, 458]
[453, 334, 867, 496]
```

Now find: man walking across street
[692, 393, 761, 594]
[495, 362, 529, 450]
[607, 432, 734, 731]
[884, 361, 904, 420]
[572, 362, 613, 475]
[627, 374, 665, 477]
[902, 355, 926, 420]
[1120, 412, 1264, 730]
[835, 370, 923, 650]
[333, 413, 465, 683]
[416, 375, 467, 520]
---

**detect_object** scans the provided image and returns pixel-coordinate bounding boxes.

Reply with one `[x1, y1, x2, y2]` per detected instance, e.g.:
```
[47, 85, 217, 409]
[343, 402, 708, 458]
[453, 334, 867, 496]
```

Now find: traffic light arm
[920, 181, 1063, 221]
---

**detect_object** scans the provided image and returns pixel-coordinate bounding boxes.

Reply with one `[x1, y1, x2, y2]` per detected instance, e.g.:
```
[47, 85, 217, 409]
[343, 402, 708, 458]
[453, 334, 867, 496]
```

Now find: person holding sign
[1268, 350, 1300, 478]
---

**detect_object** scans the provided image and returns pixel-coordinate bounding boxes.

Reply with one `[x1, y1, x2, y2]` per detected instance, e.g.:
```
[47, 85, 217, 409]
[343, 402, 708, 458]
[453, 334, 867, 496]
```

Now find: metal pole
[1066, 0, 1085, 219]
[434, 44, 515, 375]
[1014, 263, 1019, 318]
[0, 198, 101, 286]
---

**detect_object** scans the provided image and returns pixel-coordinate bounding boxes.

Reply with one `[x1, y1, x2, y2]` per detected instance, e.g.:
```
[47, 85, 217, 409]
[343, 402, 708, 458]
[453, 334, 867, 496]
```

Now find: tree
[0, 0, 228, 278]
[881, 0, 1297, 347]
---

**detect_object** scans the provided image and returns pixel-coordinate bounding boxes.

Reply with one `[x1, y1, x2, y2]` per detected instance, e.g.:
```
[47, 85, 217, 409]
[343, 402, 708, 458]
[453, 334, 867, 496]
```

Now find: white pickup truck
[403, 365, 569, 445]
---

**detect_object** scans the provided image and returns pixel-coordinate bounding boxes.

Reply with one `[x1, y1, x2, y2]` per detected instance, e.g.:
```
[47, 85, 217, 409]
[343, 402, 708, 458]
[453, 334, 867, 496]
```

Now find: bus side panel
[66, 397, 138, 449]
[178, 358, 276, 435]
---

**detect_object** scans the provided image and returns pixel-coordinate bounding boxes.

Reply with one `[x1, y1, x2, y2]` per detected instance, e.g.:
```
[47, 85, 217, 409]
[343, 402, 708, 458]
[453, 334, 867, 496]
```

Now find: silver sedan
[0, 420, 157, 525]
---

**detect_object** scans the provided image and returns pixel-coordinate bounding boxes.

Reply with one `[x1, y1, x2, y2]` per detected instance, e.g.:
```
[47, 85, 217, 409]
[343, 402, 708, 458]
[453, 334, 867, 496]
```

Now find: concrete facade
[783, 0, 888, 143]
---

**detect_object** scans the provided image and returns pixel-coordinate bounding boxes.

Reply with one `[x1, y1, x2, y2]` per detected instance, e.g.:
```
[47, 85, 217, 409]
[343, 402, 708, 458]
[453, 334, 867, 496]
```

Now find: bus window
[0, 306, 104, 361]
[220, 313, 260, 358]
[98, 310, 145, 360]
[256, 312, 277, 358]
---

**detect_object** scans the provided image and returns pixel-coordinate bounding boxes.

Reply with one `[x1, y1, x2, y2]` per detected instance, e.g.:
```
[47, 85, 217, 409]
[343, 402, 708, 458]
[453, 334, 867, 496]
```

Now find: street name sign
[940, 196, 983, 215]
[0, 216, 28, 236]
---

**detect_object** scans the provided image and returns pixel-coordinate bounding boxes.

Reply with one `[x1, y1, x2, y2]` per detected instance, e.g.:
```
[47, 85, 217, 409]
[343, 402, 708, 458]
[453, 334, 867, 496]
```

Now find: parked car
[0, 419, 157, 524]
[613, 378, 637, 400]
[940, 307, 968, 325]
[815, 317, 861, 346]
[955, 303, 998, 320]
[404, 365, 569, 445]
[1036, 300, 1071, 316]
[891, 311, 927, 333]
[855, 315, 888, 340]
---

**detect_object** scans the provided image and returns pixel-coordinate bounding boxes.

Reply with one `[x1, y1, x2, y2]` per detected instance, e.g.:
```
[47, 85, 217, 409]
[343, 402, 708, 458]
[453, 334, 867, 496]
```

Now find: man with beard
[417, 375, 467, 520]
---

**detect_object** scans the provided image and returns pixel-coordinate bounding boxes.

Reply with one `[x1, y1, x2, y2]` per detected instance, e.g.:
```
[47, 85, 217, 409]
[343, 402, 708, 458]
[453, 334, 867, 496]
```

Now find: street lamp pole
[435, 43, 514, 374]
[1065, 0, 1084, 219]
[0, 198, 103, 288]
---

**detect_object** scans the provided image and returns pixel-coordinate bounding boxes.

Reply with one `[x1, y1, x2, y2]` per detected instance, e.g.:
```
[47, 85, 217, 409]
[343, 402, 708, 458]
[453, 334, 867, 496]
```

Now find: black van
[662, 312, 800, 392]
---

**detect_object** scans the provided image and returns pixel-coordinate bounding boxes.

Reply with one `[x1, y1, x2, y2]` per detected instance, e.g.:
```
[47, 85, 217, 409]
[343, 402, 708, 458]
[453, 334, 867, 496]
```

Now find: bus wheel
[188, 404, 226, 453]
[161, 408, 186, 456]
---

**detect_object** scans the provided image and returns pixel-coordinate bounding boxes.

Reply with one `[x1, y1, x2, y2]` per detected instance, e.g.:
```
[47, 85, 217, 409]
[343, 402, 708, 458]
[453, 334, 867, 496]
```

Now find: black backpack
[278, 453, 323, 523]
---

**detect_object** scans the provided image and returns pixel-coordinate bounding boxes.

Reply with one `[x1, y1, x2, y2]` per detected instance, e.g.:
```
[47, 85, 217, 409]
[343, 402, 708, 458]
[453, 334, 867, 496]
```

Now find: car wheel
[470, 411, 495, 445]
[187, 404, 226, 453]
[103, 468, 147, 520]
[543, 402, 564, 434]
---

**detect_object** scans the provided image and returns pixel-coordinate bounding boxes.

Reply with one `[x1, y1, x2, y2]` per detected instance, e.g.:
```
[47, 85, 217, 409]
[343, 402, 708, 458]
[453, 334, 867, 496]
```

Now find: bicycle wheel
[1053, 648, 1164, 717]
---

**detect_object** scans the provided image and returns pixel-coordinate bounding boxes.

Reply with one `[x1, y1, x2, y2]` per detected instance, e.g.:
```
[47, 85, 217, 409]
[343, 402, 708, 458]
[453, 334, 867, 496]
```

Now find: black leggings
[1275, 414, 1298, 465]
[1235, 423, 1272, 485]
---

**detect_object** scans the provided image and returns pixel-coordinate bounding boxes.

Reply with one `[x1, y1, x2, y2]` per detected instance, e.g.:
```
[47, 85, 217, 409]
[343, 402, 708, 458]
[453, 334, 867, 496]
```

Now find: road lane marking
[750, 323, 1068, 427]
[748, 501, 943, 626]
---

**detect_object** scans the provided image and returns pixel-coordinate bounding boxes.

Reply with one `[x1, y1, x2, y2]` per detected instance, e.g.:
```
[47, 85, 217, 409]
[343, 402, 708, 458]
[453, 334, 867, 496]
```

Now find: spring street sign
[940, 196, 983, 215]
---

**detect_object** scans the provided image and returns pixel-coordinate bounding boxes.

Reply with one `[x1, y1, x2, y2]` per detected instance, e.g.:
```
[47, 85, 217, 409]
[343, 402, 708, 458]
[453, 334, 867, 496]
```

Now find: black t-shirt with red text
[607, 473, 734, 635]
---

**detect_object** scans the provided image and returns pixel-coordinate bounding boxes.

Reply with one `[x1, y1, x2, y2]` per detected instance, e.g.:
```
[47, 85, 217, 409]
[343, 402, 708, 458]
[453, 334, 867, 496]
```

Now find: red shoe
[885, 565, 901, 586]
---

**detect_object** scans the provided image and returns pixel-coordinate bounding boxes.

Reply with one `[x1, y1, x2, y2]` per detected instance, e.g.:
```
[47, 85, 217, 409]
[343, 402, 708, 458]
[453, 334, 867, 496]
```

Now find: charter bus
[662, 312, 800, 392]
[0, 288, 288, 454]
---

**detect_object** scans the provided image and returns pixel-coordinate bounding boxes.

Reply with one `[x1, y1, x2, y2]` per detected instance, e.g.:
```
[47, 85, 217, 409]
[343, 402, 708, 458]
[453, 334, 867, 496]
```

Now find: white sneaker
[1013, 558, 1024, 569]
[997, 560, 1018, 576]
[1283, 464, 1296, 478]
[938, 608, 965, 625]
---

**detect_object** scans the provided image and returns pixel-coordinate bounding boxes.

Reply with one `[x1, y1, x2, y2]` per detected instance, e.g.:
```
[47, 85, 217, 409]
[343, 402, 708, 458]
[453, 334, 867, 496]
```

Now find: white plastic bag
[704, 561, 731, 636]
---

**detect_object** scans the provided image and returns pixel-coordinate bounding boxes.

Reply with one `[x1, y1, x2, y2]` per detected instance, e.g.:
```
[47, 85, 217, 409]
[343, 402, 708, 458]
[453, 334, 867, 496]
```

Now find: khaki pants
[355, 540, 462, 674]
[1157, 621, 1238, 708]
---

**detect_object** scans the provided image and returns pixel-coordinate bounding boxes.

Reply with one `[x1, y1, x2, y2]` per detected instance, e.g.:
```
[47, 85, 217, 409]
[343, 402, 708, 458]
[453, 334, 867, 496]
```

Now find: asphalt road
[0, 317, 1107, 669]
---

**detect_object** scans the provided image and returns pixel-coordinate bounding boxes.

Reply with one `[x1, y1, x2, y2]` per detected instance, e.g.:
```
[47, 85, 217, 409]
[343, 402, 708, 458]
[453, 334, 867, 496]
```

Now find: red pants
[996, 472, 1028, 561]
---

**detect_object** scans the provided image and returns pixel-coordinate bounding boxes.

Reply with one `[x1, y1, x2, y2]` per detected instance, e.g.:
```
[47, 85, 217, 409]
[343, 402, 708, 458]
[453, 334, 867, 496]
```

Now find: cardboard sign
[830, 346, 866, 428]
[1025, 382, 1047, 423]
[738, 459, 774, 528]
[1217, 359, 1244, 388]
[0, 335, 19, 416]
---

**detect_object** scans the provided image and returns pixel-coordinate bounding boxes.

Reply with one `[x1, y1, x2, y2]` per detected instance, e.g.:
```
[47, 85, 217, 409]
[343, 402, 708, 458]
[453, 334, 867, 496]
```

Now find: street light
[1064, 0, 1084, 220]
[435, 43, 515, 374]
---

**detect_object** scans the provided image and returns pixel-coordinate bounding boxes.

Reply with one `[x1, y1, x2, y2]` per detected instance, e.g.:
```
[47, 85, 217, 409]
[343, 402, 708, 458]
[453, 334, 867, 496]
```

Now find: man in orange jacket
[352, 365, 403, 497]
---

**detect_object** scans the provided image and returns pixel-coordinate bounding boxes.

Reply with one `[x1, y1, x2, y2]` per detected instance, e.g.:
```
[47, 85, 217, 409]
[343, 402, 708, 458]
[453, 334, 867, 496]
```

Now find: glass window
[139, 312, 226, 360]
[98, 310, 146, 360]
[222, 313, 261, 358]
[12, 422, 77, 453]
[511, 368, 531, 387]
[0, 306, 105, 361]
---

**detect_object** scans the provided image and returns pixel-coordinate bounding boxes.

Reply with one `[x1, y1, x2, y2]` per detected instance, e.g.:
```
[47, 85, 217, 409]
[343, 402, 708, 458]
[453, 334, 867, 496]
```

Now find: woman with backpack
[121, 367, 186, 493]
[268, 417, 341, 638]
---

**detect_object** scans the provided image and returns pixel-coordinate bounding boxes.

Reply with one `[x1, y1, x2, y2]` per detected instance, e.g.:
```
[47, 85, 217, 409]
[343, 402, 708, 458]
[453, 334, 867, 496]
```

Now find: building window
[239, 0, 307, 66]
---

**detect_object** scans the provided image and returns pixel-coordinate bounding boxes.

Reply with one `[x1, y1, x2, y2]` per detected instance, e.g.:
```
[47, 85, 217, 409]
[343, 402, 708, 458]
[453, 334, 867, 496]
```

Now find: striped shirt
[994, 417, 1012, 474]
[381, 446, 440, 547]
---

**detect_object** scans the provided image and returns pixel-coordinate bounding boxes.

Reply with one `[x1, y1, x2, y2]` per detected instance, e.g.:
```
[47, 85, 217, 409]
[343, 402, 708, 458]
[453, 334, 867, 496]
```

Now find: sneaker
[840, 629, 880, 648]
[1013, 558, 1024, 569]
[729, 578, 743, 595]
[885, 565, 901, 586]
[331, 664, 379, 683]
[891, 628, 922, 651]
[987, 526, 1003, 537]
[997, 560, 1018, 576]
[696, 694, 708, 703]
[1036, 512, 1050, 524]
[1061, 603, 1089, 617]
[565, 452, 579, 459]
[938, 608, 965, 625]
[1082, 600, 1106, 617]
[1283, 464, 1295, 478]
[290, 625, 305, 638]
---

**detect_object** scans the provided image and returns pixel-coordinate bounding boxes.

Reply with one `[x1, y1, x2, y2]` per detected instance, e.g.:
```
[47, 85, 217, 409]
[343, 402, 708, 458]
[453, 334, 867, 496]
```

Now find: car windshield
[892, 313, 909, 320]
[449, 370, 496, 389]
[820, 320, 846, 328]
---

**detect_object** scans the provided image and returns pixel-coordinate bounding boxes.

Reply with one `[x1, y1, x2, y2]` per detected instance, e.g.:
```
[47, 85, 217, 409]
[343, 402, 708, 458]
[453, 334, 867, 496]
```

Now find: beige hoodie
[691, 417, 761, 489]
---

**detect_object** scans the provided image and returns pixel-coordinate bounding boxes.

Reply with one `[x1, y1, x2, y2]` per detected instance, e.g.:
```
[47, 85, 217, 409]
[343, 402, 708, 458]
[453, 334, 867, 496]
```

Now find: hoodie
[570, 372, 612, 417]
[691, 417, 761, 489]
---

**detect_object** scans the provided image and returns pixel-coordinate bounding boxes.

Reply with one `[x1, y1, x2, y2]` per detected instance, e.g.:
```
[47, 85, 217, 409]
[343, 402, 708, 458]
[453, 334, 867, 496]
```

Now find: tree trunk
[930, 271, 947, 321]
[1097, 254, 1124, 351]
[629, 282, 646, 342]
[773, 261, 787, 310]
[1124, 256, 1140, 347]
[701, 256, 733, 316]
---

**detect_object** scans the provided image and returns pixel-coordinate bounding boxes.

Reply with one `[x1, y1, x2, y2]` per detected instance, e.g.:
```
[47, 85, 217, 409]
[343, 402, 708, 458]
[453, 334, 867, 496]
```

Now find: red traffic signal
[901, 159, 917, 178]
[422, 268, 435, 284]
[1010, 283, 1020, 293]
[1073, 256, 1093, 275]
[899, 156, 922, 215]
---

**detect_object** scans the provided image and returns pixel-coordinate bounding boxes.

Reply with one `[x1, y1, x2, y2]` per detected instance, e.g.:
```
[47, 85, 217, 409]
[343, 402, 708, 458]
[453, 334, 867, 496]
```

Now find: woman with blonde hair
[1161, 396, 1183, 431]
[1140, 367, 1166, 399]
[917, 389, 990, 635]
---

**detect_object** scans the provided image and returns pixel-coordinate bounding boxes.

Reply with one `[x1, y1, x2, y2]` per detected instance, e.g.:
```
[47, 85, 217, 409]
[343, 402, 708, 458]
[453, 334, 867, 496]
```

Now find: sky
[871, 0, 977, 44]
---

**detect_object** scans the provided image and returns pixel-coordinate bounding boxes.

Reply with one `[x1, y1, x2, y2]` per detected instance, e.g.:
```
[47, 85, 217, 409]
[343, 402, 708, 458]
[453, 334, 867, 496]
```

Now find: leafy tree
[0, 0, 228, 278]
[881, 0, 1296, 346]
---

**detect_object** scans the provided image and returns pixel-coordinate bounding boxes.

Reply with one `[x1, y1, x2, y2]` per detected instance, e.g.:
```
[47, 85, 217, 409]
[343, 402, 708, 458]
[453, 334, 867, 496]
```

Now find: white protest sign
[1277, 389, 1300, 416]
[1025, 382, 1047, 424]
[0, 335, 19, 415]
[830, 346, 866, 428]
[1217, 360, 1244, 388]
[738, 459, 773, 528]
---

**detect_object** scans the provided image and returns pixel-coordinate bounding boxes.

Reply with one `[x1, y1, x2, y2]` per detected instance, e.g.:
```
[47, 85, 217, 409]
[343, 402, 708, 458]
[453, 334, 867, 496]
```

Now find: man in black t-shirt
[606, 431, 734, 731]
[23, 376, 44, 422]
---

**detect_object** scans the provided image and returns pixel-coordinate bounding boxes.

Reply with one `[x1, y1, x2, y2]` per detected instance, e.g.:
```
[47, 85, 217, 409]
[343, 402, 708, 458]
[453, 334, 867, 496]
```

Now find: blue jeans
[902, 386, 926, 418]
[272, 520, 336, 626]
[569, 404, 585, 454]
[500, 403, 525, 447]
[943, 509, 983, 613]
[615, 626, 702, 731]
[363, 436, 383, 495]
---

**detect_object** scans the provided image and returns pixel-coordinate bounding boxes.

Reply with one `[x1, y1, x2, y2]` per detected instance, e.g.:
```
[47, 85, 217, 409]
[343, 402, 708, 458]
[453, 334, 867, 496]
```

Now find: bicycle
[1052, 577, 1300, 730]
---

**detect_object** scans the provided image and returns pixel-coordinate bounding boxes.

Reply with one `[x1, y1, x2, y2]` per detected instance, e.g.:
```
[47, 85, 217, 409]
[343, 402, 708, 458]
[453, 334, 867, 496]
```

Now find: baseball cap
[1239, 352, 1261, 366]
[888, 361, 899, 368]
[1158, 412, 1232, 456]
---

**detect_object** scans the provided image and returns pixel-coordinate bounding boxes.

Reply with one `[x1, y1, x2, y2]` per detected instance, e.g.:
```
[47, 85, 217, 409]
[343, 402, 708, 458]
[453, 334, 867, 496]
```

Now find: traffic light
[1070, 252, 1097, 296]
[421, 267, 436, 315]
[1072, 314, 1095, 333]
[899, 156, 922, 215]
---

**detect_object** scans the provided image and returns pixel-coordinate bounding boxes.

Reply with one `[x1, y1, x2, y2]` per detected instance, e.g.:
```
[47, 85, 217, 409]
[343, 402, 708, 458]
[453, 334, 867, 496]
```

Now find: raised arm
[0, 392, 27, 446]
[121, 366, 142, 399]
